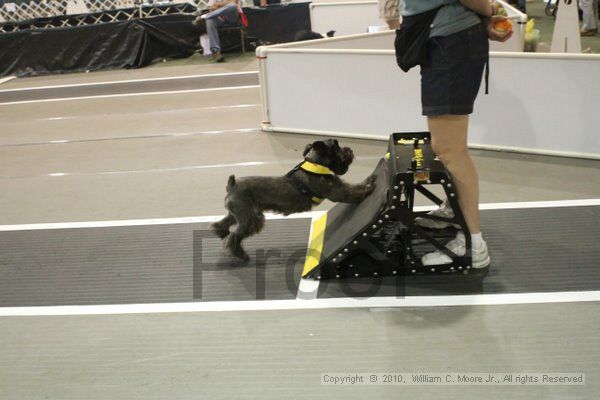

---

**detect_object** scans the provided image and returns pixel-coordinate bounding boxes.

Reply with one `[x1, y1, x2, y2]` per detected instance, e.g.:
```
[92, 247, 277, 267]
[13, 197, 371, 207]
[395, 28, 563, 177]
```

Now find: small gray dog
[212, 139, 376, 261]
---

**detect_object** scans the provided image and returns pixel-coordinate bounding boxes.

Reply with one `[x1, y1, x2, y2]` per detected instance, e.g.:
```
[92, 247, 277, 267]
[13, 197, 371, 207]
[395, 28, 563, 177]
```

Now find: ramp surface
[303, 159, 389, 278]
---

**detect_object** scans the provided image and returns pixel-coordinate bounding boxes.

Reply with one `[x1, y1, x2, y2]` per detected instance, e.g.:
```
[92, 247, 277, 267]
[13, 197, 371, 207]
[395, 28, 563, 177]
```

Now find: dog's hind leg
[211, 213, 235, 239]
[225, 211, 264, 262]
[225, 218, 251, 262]
[247, 212, 265, 236]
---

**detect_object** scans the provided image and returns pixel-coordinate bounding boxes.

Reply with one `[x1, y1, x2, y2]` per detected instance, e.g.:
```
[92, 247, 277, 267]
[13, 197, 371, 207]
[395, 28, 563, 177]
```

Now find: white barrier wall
[310, 2, 382, 36]
[258, 32, 600, 159]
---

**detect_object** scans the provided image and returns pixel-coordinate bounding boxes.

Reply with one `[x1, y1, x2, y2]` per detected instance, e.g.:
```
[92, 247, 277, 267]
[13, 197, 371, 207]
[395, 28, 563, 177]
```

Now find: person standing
[580, 0, 599, 36]
[398, 0, 511, 268]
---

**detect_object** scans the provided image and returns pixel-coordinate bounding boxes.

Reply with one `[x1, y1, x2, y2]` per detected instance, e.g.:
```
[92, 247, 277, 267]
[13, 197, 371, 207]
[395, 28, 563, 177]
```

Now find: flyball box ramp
[303, 132, 478, 280]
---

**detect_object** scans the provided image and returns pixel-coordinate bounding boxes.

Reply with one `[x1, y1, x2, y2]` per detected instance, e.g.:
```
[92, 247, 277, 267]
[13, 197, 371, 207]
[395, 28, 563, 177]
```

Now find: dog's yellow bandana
[286, 161, 333, 205]
[299, 161, 333, 175]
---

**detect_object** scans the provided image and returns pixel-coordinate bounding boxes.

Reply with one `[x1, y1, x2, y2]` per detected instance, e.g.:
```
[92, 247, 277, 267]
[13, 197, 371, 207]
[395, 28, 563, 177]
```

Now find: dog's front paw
[364, 175, 377, 196]
[364, 174, 376, 185]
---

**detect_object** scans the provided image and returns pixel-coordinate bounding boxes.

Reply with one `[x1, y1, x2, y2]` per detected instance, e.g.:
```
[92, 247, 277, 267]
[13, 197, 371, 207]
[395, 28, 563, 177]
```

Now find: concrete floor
[0, 303, 598, 400]
[0, 56, 599, 399]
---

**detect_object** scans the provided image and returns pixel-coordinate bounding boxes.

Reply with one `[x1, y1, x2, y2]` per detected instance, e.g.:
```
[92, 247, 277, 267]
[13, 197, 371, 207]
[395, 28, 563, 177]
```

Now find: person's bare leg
[427, 114, 480, 234]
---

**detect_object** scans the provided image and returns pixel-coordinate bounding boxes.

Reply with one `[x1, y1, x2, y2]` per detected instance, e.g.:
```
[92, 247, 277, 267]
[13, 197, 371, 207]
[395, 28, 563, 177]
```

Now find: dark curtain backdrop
[0, 3, 311, 77]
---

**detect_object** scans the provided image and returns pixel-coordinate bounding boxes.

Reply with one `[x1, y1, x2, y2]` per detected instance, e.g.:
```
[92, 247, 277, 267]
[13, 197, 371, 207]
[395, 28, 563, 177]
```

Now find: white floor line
[0, 211, 326, 232]
[0, 71, 258, 93]
[47, 159, 300, 178]
[478, 199, 600, 210]
[413, 198, 600, 212]
[0, 85, 260, 106]
[25, 104, 260, 122]
[1, 291, 599, 317]
[296, 214, 322, 300]
[1, 199, 596, 232]
[297, 279, 321, 300]
[1, 156, 381, 180]
[0, 127, 259, 148]
[0, 76, 16, 85]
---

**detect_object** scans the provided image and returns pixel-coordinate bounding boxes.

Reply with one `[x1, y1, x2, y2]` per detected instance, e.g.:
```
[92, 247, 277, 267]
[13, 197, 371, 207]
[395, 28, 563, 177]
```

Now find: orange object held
[494, 19, 513, 33]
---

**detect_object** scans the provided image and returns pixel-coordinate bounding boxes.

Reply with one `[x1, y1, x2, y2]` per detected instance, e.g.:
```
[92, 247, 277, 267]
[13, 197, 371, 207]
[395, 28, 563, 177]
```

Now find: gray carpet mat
[0, 205, 598, 307]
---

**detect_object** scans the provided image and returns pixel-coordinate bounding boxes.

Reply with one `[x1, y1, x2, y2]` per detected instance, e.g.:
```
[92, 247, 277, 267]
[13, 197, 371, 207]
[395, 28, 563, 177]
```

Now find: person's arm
[459, 0, 498, 17]
[461, 1, 512, 42]
[486, 15, 513, 42]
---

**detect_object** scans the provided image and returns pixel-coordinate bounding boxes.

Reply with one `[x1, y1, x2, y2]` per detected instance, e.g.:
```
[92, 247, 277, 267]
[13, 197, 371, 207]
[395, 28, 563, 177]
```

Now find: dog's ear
[304, 141, 327, 157]
[311, 141, 327, 153]
[303, 143, 312, 156]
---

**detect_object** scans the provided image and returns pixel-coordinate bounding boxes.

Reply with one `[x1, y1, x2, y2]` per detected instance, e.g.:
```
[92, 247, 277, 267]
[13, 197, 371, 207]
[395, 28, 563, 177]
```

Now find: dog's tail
[226, 175, 236, 192]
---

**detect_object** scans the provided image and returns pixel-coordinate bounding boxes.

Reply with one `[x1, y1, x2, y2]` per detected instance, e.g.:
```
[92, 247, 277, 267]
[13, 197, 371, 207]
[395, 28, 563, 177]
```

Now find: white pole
[257, 46, 272, 129]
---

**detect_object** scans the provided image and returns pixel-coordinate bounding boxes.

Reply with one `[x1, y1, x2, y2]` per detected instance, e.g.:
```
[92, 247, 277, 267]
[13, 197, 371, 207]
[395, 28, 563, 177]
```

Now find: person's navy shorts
[421, 23, 489, 116]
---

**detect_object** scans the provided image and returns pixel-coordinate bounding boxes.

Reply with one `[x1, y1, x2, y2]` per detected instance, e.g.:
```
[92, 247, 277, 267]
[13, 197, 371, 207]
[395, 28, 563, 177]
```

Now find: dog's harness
[286, 160, 333, 205]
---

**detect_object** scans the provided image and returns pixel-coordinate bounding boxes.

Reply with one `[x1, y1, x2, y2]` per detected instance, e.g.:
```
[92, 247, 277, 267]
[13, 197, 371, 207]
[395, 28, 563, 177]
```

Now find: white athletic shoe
[415, 199, 460, 229]
[421, 232, 491, 269]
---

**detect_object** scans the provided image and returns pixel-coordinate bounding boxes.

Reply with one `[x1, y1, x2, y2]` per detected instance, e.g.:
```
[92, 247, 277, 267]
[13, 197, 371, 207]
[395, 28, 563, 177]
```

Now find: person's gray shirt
[402, 0, 482, 37]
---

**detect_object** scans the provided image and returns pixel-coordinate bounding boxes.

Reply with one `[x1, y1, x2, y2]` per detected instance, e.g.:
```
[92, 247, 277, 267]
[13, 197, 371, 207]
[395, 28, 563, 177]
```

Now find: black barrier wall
[0, 3, 311, 78]
[0, 15, 198, 77]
